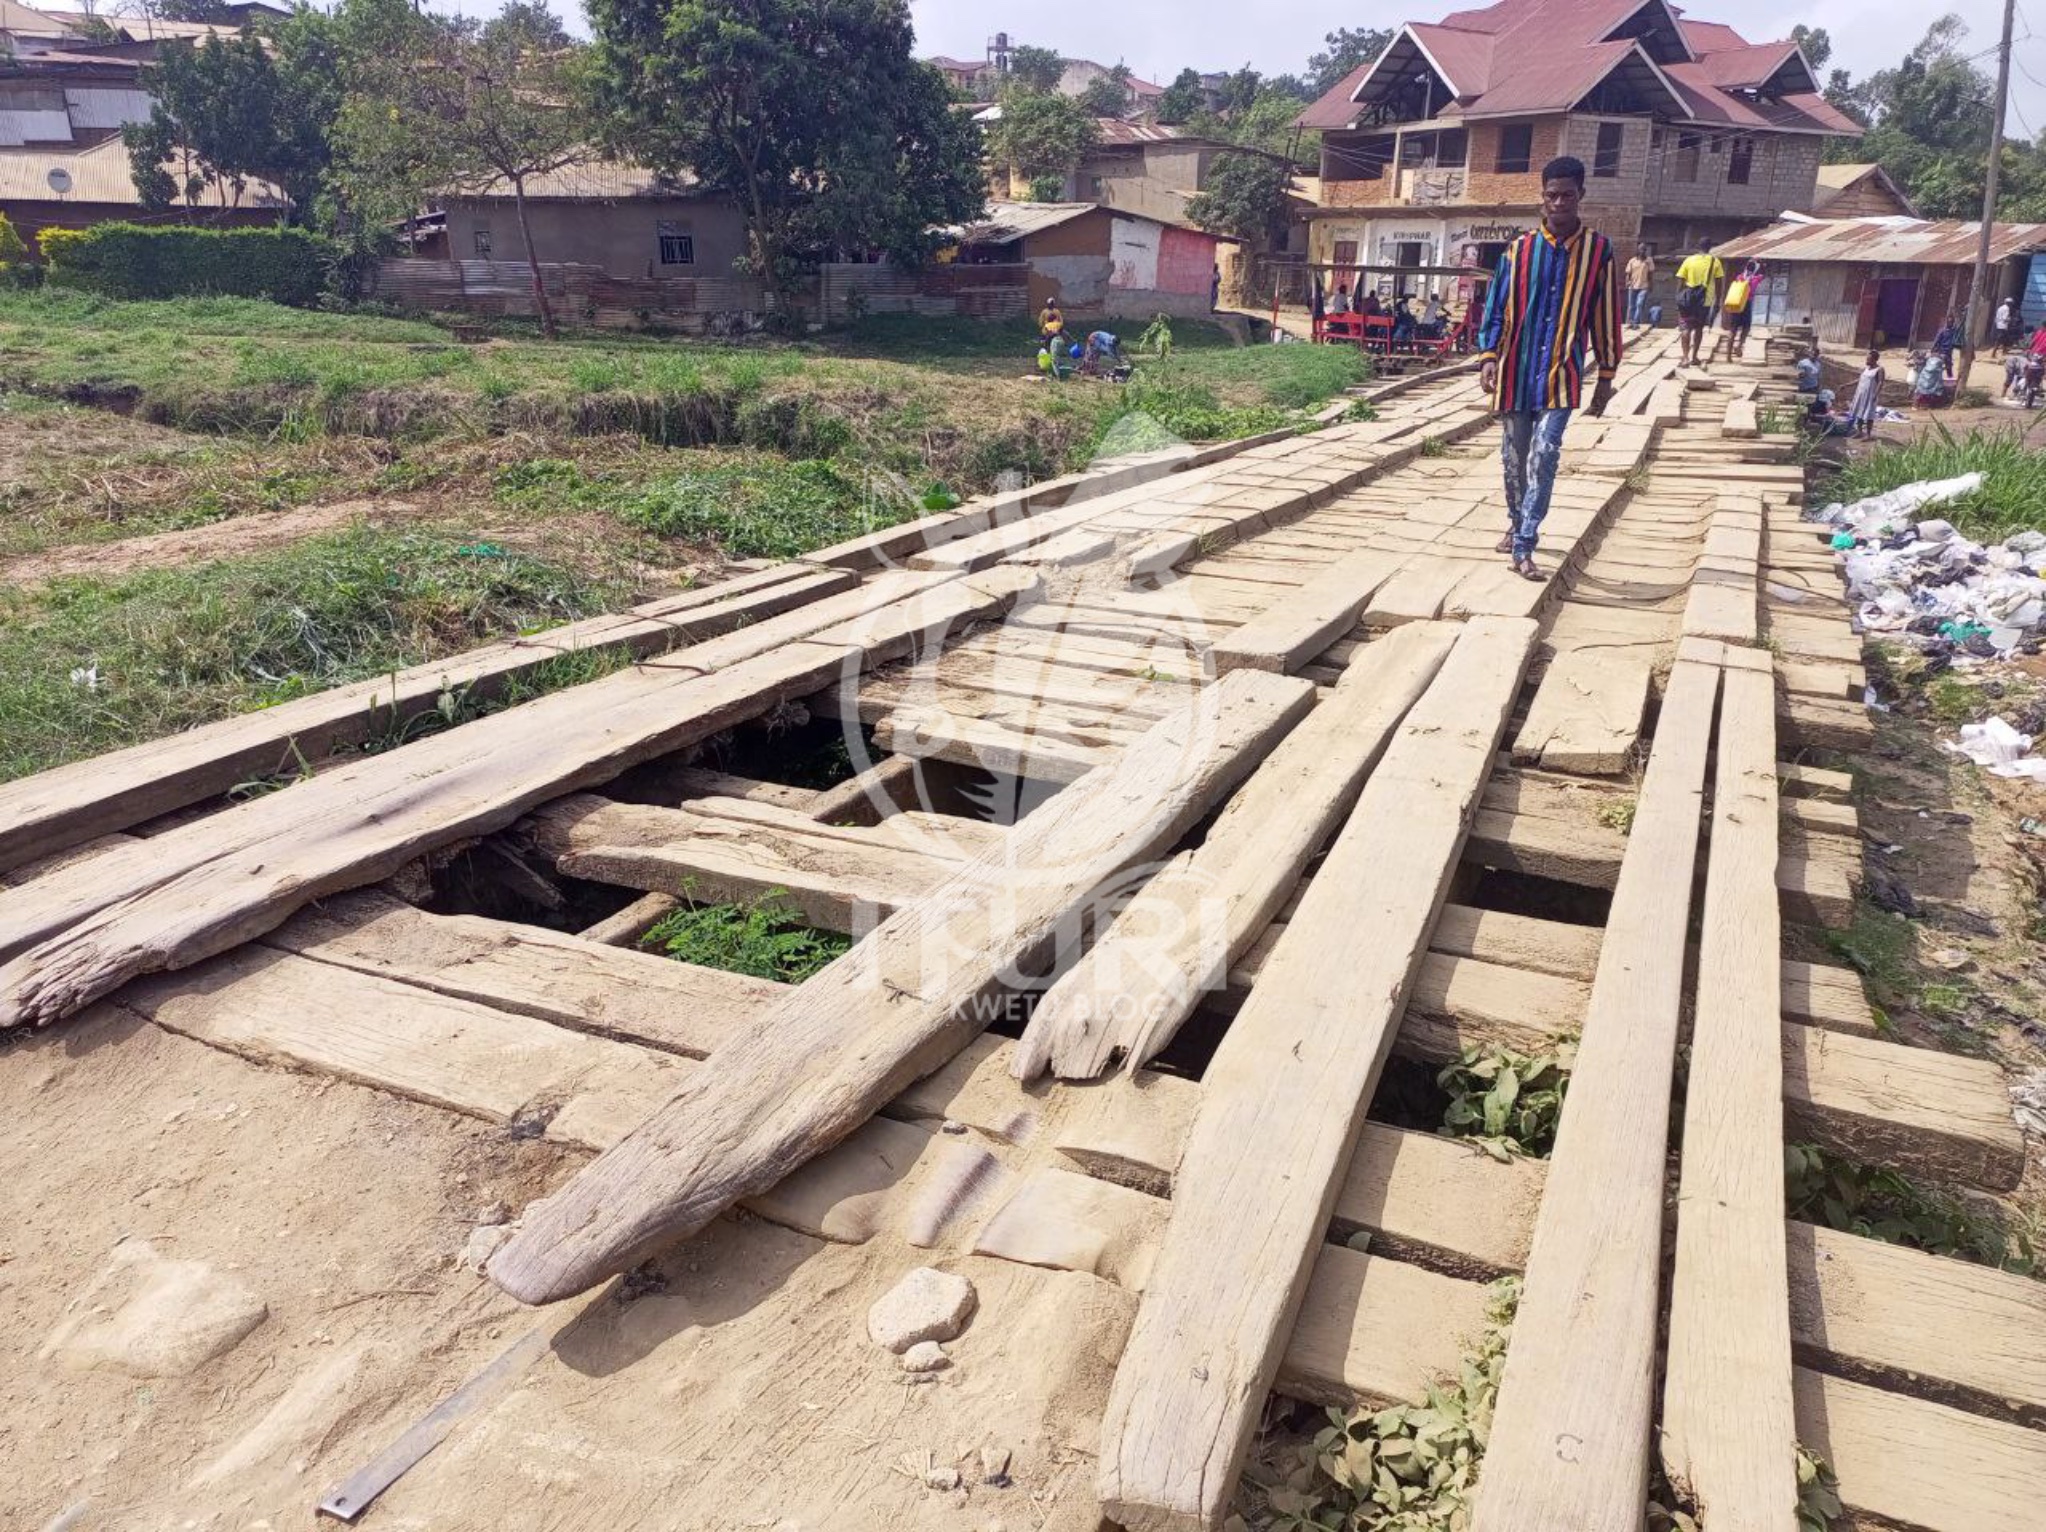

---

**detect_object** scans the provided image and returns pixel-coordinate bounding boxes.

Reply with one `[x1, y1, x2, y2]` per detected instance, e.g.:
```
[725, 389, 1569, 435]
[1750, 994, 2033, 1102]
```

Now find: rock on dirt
[39, 1236, 267, 1378]
[867, 1267, 977, 1354]
[461, 1222, 514, 1274]
[899, 1340, 950, 1373]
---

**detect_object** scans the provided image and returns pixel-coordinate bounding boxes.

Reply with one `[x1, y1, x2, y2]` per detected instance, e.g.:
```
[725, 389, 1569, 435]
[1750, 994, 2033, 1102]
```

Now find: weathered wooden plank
[1785, 1022, 2026, 1190]
[1794, 1369, 2046, 1532]
[1014, 621, 1459, 1081]
[1661, 659, 1798, 1527]
[1789, 1223, 2046, 1424]
[1473, 657, 1719, 1532]
[1201, 550, 1405, 675]
[485, 668, 1318, 1305]
[1096, 616, 1535, 1532]
[1510, 647, 1652, 775]
[0, 562, 856, 875]
[575, 890, 680, 947]
[0, 568, 1034, 1029]
[264, 890, 776, 1056]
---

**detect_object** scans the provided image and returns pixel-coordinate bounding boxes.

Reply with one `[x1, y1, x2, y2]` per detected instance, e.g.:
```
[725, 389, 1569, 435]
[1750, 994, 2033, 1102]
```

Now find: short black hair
[1541, 155, 1586, 187]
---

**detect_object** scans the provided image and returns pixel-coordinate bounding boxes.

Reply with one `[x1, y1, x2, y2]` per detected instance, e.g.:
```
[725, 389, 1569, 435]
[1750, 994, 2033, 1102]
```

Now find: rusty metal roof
[1717, 216, 2046, 266]
[0, 136, 288, 206]
[953, 202, 1099, 244]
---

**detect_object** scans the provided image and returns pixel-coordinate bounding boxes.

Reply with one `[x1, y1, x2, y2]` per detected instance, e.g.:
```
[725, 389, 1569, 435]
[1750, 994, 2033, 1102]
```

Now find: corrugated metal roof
[1297, 63, 1372, 130]
[0, 0, 68, 32]
[1718, 217, 2046, 266]
[1092, 119, 1188, 146]
[1408, 23, 1495, 95]
[953, 201, 1098, 244]
[0, 137, 288, 205]
[1698, 41, 1805, 89]
[455, 159, 700, 201]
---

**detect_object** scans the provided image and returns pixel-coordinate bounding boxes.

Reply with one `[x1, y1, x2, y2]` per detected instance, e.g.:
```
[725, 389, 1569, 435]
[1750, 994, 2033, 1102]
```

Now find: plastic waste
[1944, 715, 2046, 782]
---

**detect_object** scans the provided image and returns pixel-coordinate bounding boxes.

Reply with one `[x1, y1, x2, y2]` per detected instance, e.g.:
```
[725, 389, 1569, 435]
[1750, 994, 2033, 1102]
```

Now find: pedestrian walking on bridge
[1477, 155, 1622, 582]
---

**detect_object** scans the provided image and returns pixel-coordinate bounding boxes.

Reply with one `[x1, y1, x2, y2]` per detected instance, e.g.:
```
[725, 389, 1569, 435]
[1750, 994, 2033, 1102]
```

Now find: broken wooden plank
[1201, 550, 1404, 675]
[1096, 616, 1536, 1532]
[1014, 621, 1459, 1081]
[1473, 656, 1719, 1532]
[1509, 647, 1652, 775]
[0, 562, 857, 876]
[574, 892, 680, 948]
[0, 568, 1033, 1029]
[1661, 658, 1798, 1527]
[485, 667, 1318, 1305]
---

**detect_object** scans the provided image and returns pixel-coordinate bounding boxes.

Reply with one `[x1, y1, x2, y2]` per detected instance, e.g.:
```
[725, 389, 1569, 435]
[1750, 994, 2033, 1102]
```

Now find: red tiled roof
[1406, 22, 1496, 95]
[1452, 39, 1636, 116]
[1297, 63, 1373, 129]
[1698, 41, 1809, 90]
[1677, 19, 1749, 53]
[1303, 1, 1854, 140]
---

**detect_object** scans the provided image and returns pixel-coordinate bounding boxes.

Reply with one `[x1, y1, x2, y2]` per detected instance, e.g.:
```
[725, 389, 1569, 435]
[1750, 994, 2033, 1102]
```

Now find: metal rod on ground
[1961, 0, 2016, 390]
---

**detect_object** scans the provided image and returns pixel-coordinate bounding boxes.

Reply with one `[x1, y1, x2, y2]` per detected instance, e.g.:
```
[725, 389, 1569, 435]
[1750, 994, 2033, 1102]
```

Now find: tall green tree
[1307, 27, 1393, 96]
[335, 1, 587, 335]
[1078, 62, 1133, 117]
[1790, 24, 1831, 71]
[1827, 16, 1996, 216]
[1157, 68, 1204, 125]
[1185, 150, 1291, 246]
[124, 24, 337, 223]
[988, 89, 1097, 192]
[583, 0, 984, 305]
[1007, 44, 1065, 94]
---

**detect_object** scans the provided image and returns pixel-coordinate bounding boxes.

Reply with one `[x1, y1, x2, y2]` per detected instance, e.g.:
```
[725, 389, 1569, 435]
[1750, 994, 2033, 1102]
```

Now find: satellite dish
[46, 168, 73, 196]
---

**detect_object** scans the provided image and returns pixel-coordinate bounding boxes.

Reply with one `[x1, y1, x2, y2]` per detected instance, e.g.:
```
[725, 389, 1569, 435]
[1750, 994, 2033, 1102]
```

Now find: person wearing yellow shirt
[1673, 238, 1725, 368]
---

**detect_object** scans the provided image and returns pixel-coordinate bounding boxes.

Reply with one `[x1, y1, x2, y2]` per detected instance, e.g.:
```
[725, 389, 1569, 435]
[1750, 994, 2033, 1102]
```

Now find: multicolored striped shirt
[1477, 223, 1623, 412]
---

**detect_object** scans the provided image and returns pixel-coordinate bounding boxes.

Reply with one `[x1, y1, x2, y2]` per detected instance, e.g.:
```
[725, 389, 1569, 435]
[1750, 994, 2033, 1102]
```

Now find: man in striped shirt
[1477, 155, 1623, 581]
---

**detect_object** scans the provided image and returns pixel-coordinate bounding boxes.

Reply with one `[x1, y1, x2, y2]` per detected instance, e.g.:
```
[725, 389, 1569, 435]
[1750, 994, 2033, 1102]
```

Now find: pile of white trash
[1808, 473, 2046, 656]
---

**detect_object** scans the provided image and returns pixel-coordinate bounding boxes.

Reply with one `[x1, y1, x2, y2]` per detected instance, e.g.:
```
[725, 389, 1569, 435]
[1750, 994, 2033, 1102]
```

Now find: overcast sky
[429, 0, 2046, 144]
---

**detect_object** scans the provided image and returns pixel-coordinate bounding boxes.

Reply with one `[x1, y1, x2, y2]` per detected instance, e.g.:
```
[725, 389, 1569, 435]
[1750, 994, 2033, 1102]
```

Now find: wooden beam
[1473, 657, 1719, 1532]
[1201, 550, 1404, 674]
[1509, 647, 1652, 775]
[1661, 658, 1798, 1526]
[0, 568, 1032, 1029]
[1096, 616, 1535, 1532]
[0, 562, 855, 875]
[1014, 621, 1459, 1081]
[484, 668, 1318, 1305]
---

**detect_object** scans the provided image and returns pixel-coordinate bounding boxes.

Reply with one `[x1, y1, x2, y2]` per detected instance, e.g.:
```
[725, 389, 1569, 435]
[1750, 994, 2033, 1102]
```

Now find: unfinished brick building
[1295, 0, 1861, 318]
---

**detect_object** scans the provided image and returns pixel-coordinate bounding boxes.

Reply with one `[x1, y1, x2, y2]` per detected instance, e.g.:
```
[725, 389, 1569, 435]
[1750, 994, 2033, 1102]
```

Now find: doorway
[1874, 278, 1919, 347]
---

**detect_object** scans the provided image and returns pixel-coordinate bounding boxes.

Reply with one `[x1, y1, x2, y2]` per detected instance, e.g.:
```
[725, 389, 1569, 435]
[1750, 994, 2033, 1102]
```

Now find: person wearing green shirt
[1673, 239, 1725, 369]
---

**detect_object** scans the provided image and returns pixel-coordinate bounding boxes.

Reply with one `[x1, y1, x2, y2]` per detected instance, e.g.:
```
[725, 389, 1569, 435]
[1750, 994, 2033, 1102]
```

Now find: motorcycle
[2024, 354, 2043, 410]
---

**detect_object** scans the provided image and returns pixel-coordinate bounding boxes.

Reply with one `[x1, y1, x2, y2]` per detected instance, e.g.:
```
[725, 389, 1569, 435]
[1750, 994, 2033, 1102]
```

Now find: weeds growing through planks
[1820, 422, 2046, 540]
[1238, 1277, 1520, 1531]
[642, 896, 851, 984]
[1786, 1141, 2038, 1278]
[1435, 1044, 1573, 1161]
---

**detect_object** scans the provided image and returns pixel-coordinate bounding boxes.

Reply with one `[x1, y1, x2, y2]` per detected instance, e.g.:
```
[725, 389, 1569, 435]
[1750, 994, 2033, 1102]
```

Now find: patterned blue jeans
[1499, 408, 1573, 560]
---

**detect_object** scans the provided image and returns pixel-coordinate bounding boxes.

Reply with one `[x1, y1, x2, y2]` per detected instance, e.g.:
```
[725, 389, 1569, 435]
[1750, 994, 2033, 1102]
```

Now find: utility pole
[1961, 0, 2016, 389]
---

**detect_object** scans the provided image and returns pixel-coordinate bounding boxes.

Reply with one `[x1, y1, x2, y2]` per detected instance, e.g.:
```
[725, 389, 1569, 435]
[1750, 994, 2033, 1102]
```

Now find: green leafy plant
[1244, 1277, 1519, 1530]
[40, 224, 340, 307]
[641, 895, 852, 983]
[1594, 797, 1637, 834]
[1786, 1142, 2038, 1277]
[1436, 1043, 1573, 1161]
[1419, 436, 1448, 458]
[1648, 1445, 1840, 1532]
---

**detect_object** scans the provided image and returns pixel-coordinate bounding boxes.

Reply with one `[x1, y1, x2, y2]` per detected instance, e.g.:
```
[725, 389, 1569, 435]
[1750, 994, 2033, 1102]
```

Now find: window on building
[472, 227, 492, 256]
[1593, 121, 1625, 178]
[1728, 136, 1755, 185]
[1438, 129, 1469, 168]
[1673, 132, 1700, 183]
[1496, 122, 1534, 174]
[657, 222, 695, 265]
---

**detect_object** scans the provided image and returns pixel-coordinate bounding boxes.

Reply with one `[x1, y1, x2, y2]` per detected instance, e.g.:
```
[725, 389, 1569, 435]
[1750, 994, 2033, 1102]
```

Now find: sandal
[1513, 557, 1544, 582]
[1495, 533, 1514, 553]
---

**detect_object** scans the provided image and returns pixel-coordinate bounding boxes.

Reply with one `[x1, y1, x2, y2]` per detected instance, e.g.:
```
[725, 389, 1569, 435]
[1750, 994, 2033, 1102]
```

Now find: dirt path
[0, 500, 411, 586]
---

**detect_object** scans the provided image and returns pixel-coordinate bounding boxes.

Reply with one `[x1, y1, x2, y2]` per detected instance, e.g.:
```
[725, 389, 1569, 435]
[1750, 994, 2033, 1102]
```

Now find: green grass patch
[0, 527, 624, 781]
[615, 459, 919, 559]
[1436, 1042, 1572, 1160]
[640, 897, 851, 983]
[0, 289, 451, 343]
[1167, 342, 1371, 408]
[1821, 423, 2046, 540]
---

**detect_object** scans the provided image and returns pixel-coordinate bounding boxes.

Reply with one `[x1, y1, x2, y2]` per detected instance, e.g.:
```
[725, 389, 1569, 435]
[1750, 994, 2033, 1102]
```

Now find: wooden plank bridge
[2, 337, 2037, 1532]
